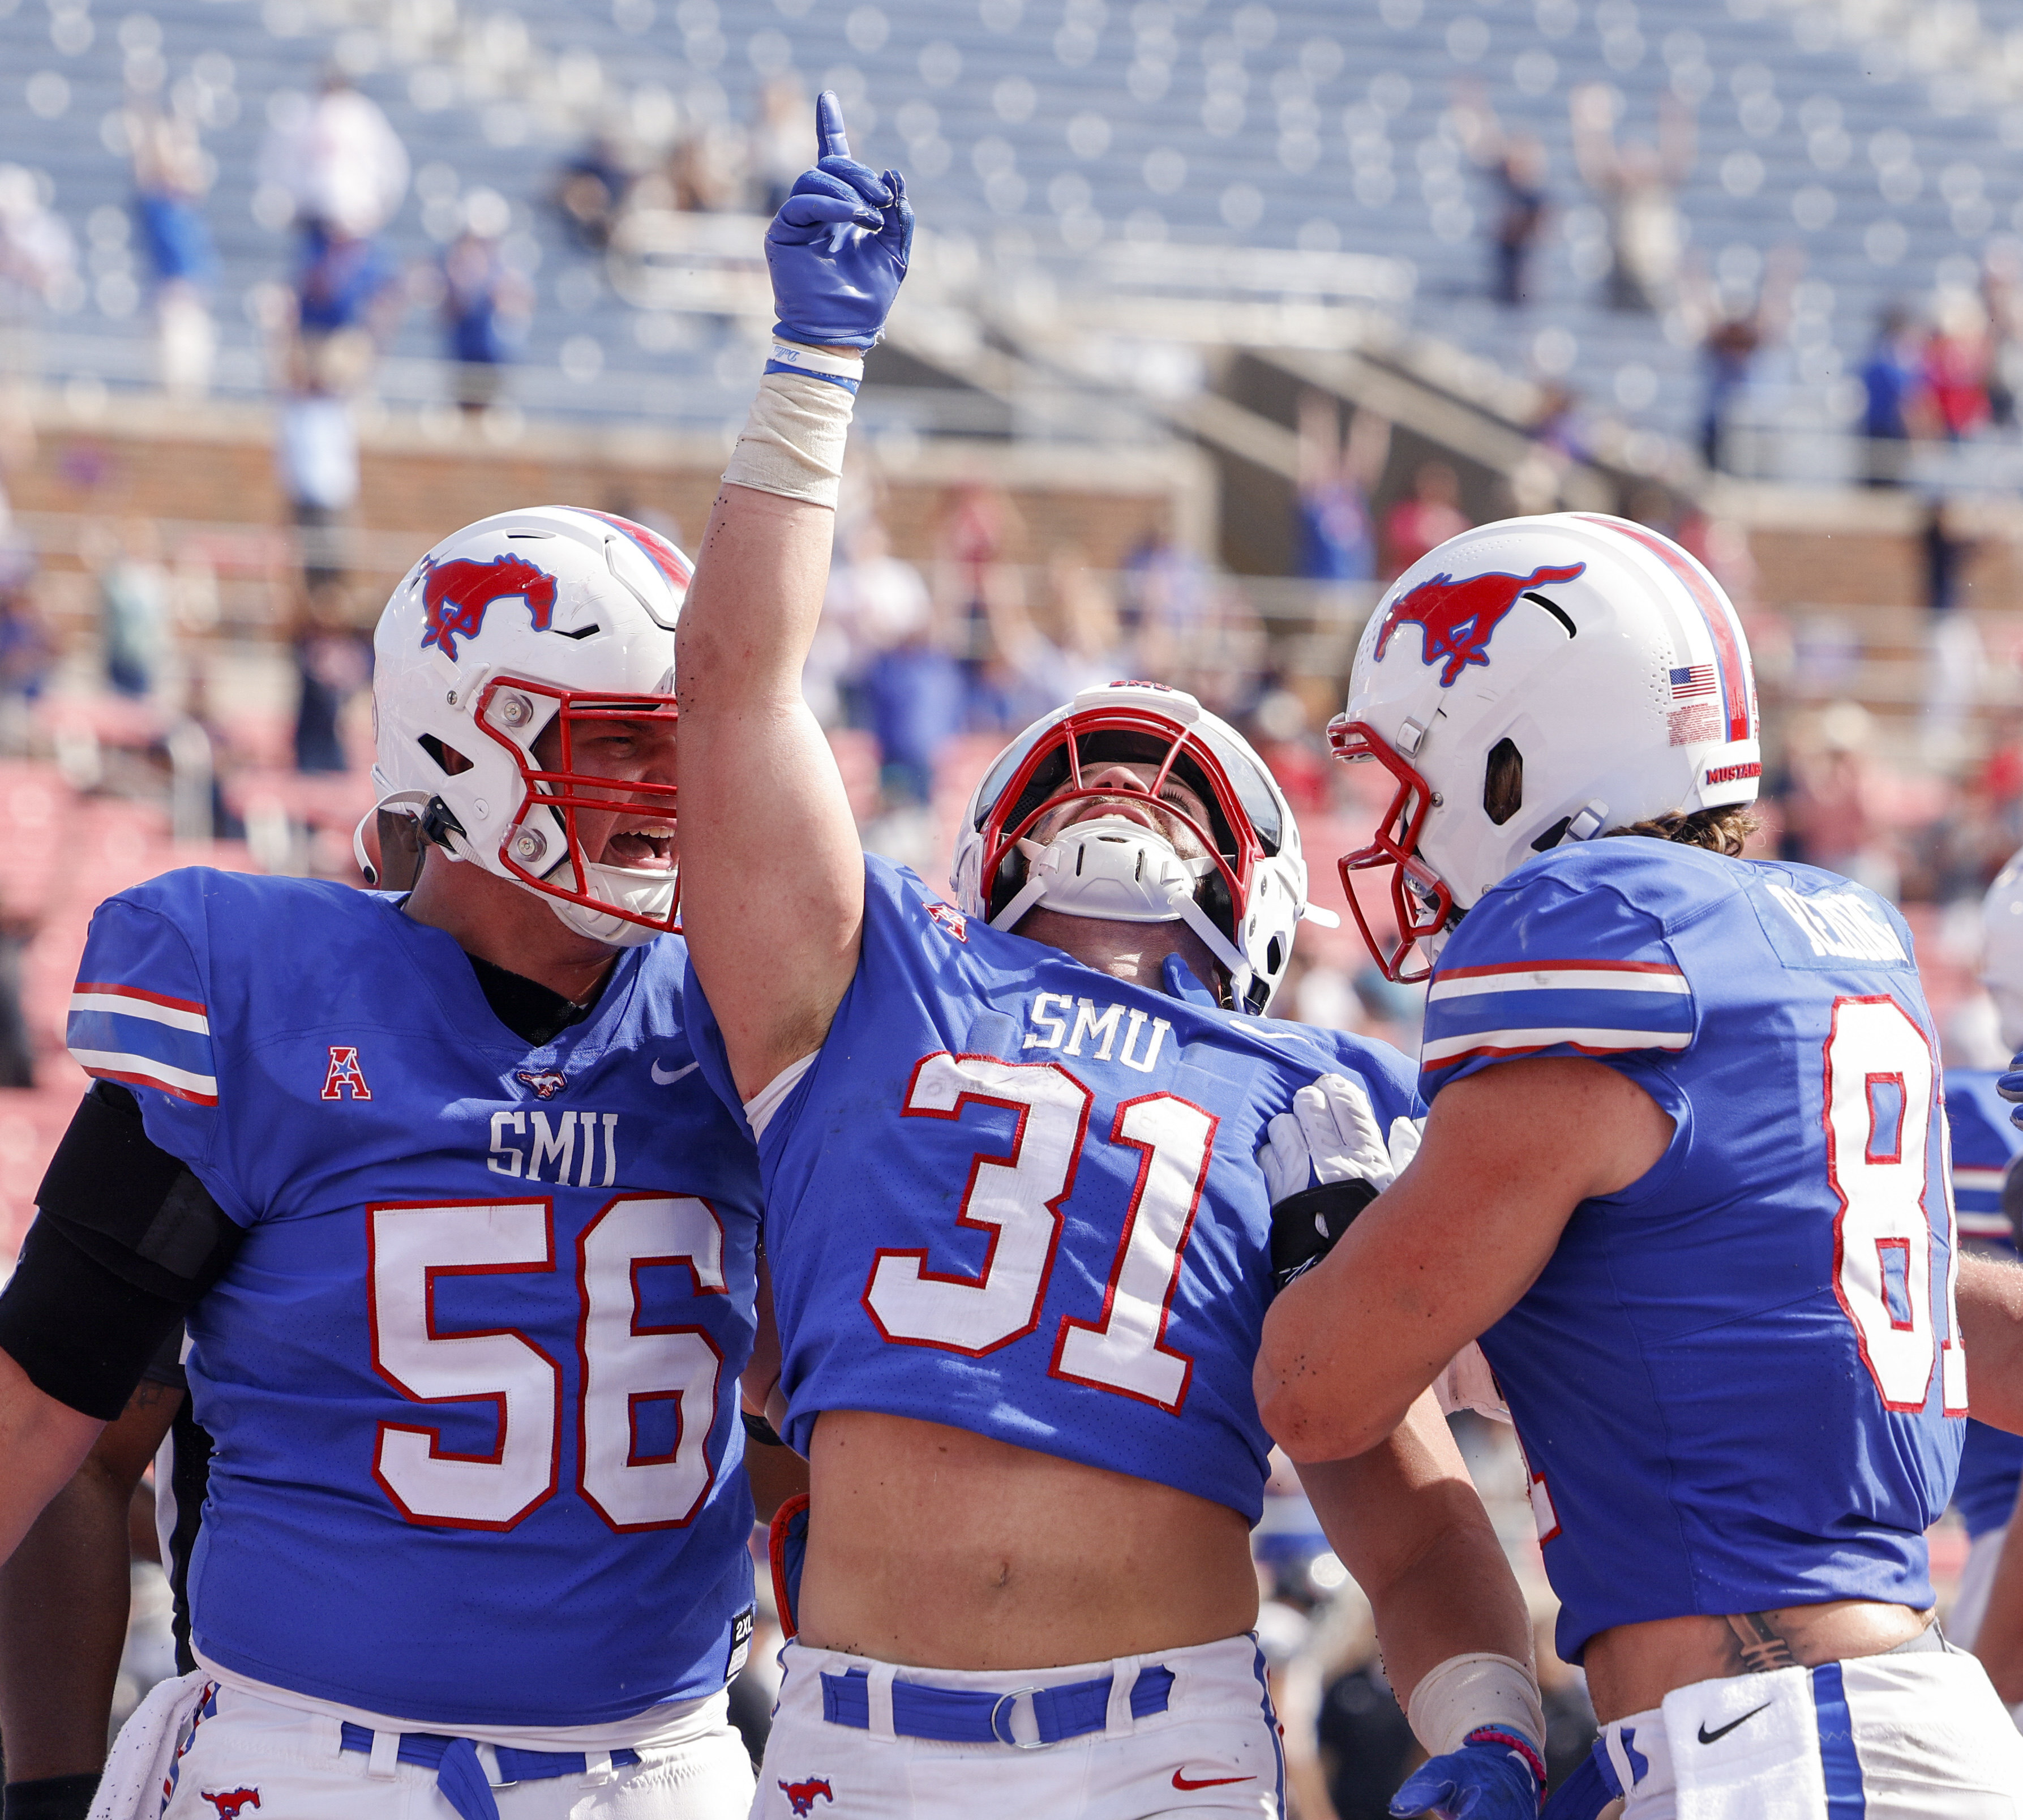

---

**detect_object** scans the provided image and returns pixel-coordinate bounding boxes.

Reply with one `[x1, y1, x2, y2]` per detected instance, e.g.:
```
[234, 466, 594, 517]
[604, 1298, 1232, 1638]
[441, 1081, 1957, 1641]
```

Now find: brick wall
[8, 392, 1207, 628]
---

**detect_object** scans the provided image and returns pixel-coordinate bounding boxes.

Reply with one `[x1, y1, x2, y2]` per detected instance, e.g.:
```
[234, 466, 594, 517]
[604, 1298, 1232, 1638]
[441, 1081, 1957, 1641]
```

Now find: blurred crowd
[809, 461, 1272, 819]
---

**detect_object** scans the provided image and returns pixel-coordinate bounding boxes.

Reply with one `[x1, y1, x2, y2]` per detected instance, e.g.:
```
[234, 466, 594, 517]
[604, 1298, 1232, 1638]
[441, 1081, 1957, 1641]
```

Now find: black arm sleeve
[0, 1082, 244, 1419]
[0, 1217, 186, 1420]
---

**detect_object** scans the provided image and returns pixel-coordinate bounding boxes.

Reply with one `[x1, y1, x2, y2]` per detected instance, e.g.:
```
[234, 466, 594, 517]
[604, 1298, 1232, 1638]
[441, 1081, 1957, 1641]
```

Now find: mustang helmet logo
[1374, 562, 1586, 687]
[419, 554, 559, 662]
[516, 1068, 568, 1099]
[200, 1793, 260, 1819]
[777, 1780, 833, 1817]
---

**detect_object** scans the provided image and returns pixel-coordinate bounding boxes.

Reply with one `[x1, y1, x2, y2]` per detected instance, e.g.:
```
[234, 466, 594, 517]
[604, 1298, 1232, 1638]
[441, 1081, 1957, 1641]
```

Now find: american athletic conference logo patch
[1374, 562, 1585, 687]
[419, 554, 559, 662]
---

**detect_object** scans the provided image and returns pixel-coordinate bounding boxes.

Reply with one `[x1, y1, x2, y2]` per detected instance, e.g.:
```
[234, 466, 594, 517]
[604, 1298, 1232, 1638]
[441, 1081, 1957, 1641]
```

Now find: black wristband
[0, 1215, 187, 1419]
[2005, 1154, 2023, 1253]
[1269, 1176, 1381, 1291]
[3, 1774, 103, 1820]
[742, 1408, 786, 1448]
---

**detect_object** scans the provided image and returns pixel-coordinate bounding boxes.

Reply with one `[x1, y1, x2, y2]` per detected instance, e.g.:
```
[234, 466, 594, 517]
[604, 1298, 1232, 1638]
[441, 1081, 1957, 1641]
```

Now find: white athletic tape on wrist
[765, 340, 865, 392]
[1406, 1651, 1545, 1761]
[722, 367, 855, 508]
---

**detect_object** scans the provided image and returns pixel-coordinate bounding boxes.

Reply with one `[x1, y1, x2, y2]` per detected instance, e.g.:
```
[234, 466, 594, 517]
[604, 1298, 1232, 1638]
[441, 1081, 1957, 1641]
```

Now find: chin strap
[352, 792, 435, 887]
[988, 817, 1257, 1008]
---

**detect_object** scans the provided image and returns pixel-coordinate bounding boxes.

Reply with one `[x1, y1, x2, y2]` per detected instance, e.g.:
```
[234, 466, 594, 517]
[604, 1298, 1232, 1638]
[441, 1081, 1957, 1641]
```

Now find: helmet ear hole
[1483, 738, 1523, 827]
[418, 734, 473, 777]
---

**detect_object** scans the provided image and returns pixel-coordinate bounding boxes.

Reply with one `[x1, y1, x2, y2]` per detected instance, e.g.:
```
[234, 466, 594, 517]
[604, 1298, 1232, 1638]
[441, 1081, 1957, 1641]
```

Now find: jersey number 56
[368, 1194, 727, 1531]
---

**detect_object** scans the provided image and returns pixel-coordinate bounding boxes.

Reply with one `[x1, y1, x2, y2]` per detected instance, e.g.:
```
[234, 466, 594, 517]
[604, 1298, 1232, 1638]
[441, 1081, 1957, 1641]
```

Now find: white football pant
[128, 1676, 753, 1820]
[1593, 1647, 2023, 1819]
[1952, 1524, 2023, 1733]
[1952, 1523, 2005, 1654]
[750, 1633, 1283, 1819]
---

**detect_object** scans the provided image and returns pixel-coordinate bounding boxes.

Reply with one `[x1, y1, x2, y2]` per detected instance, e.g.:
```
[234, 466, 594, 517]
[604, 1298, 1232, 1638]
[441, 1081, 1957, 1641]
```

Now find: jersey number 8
[1824, 996, 1967, 1416]
[368, 1194, 727, 1531]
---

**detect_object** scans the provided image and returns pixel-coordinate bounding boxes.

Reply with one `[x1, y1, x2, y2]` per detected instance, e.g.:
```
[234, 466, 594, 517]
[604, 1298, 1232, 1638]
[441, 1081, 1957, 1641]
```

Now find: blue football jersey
[684, 854, 1421, 1523]
[66, 871, 762, 1728]
[1944, 1068, 2023, 1540]
[1419, 839, 1963, 1663]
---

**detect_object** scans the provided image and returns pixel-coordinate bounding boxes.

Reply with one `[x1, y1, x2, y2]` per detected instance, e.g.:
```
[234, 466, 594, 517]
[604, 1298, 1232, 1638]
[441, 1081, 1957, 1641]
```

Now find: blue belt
[818, 1663, 1175, 1748]
[337, 1721, 641, 1820]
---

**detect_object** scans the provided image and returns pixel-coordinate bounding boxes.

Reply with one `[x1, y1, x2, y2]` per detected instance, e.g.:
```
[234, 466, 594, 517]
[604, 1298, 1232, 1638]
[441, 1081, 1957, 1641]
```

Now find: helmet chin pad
[992, 817, 1254, 1000]
[537, 851, 677, 948]
[1004, 817, 1211, 924]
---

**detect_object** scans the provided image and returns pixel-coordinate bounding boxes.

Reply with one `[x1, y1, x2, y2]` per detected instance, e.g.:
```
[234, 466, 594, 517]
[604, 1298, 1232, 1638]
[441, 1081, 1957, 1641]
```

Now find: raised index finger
[815, 91, 851, 162]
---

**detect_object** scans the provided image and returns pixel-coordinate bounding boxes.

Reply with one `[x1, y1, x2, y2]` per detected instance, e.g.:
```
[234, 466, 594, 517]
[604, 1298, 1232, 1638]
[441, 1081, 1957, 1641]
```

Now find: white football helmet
[1332, 512, 1760, 981]
[1983, 848, 2023, 1053]
[367, 505, 690, 947]
[949, 681, 1335, 1014]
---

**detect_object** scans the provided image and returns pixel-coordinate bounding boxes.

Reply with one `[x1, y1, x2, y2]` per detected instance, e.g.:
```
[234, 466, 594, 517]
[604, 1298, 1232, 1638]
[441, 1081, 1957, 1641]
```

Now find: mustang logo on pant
[200, 1791, 260, 1819]
[778, 1776, 834, 1816]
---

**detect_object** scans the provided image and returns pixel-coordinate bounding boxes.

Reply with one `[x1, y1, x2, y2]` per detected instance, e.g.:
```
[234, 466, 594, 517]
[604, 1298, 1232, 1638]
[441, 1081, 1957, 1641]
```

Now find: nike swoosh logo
[1697, 1702, 1772, 1745]
[1171, 1771, 1253, 1791]
[650, 1059, 699, 1085]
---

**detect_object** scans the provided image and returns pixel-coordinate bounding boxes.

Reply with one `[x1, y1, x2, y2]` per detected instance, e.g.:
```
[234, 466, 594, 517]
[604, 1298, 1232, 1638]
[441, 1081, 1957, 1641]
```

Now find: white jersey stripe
[1422, 1025, 1693, 1064]
[70, 1047, 219, 1099]
[68, 989, 212, 1034]
[1429, 968, 1690, 1002]
[1954, 1168, 2005, 1192]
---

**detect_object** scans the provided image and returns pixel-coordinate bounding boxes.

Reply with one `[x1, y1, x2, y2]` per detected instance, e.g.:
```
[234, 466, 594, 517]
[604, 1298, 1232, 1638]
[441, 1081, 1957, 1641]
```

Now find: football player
[1255, 513, 2023, 1816]
[0, 507, 773, 1819]
[670, 96, 1547, 1820]
[1944, 851, 2023, 1663]
[0, 829, 435, 1820]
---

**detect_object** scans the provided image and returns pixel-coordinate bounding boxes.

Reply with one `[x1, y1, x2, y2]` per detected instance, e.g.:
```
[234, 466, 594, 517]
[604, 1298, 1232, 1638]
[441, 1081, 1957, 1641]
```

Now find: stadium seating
[4, 0, 2022, 476]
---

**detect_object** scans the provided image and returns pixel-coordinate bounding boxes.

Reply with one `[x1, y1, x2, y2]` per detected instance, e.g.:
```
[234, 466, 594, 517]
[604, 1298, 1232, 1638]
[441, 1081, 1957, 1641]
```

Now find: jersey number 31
[863, 1053, 1216, 1412]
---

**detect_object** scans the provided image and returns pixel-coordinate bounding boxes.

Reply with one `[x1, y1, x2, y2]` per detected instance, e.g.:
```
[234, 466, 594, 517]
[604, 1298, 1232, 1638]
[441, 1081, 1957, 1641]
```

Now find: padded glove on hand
[1259, 1074, 1422, 1288]
[1390, 1728, 1546, 1819]
[766, 92, 913, 350]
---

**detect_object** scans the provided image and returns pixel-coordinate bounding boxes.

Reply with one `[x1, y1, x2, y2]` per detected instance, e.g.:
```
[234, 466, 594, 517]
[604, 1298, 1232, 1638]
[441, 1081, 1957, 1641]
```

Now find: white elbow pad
[1405, 1650, 1545, 1759]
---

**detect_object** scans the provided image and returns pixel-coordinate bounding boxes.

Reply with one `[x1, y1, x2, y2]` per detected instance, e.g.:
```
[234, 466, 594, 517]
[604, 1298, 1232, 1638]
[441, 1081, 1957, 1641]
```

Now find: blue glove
[1390, 1728, 1545, 1819]
[766, 92, 912, 350]
[2000, 1051, 2023, 1124]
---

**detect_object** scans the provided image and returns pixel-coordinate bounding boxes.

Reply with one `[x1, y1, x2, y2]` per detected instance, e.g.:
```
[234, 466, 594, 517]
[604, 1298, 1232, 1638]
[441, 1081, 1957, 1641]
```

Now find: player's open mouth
[604, 824, 676, 871]
[1072, 796, 1163, 835]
